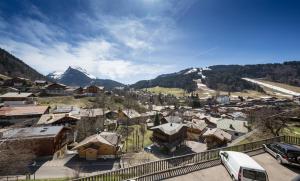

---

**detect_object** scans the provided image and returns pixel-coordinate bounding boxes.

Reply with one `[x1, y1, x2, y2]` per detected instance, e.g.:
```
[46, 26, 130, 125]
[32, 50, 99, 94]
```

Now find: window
[243, 170, 266, 181]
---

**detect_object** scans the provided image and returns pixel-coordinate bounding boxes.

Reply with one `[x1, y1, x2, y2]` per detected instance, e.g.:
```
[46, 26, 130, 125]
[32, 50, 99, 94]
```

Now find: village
[0, 75, 300, 180]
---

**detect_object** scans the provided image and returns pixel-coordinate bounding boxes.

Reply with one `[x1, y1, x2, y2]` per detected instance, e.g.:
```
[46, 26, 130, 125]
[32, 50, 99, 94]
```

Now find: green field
[37, 96, 95, 108]
[143, 86, 187, 97]
[118, 125, 153, 152]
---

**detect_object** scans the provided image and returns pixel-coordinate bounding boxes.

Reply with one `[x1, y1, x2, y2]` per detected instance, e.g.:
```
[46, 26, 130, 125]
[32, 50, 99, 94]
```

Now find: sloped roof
[217, 119, 248, 133]
[186, 119, 207, 131]
[1, 126, 64, 140]
[0, 106, 49, 117]
[202, 128, 232, 141]
[72, 132, 120, 150]
[0, 92, 33, 98]
[37, 113, 79, 125]
[121, 109, 141, 119]
[151, 123, 185, 135]
[80, 108, 104, 117]
[163, 116, 182, 123]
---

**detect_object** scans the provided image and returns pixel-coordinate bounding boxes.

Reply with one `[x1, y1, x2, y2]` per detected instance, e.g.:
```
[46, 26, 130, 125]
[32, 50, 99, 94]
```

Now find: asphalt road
[164, 153, 300, 181]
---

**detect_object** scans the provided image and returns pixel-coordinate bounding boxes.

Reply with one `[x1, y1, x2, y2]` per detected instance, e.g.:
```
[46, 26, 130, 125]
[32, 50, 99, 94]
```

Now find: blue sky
[0, 0, 300, 83]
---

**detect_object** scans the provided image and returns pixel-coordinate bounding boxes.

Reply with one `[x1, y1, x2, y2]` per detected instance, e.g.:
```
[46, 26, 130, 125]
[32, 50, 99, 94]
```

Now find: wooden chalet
[72, 132, 122, 160]
[0, 92, 35, 106]
[117, 109, 141, 125]
[84, 85, 104, 96]
[34, 80, 48, 86]
[0, 106, 49, 125]
[0, 126, 69, 156]
[45, 83, 67, 95]
[3, 77, 32, 88]
[186, 119, 208, 141]
[202, 128, 232, 149]
[151, 123, 187, 153]
[37, 113, 80, 127]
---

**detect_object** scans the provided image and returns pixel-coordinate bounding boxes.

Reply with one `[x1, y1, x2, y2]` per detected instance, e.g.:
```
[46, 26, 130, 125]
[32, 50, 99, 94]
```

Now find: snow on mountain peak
[69, 66, 97, 79]
[48, 71, 64, 79]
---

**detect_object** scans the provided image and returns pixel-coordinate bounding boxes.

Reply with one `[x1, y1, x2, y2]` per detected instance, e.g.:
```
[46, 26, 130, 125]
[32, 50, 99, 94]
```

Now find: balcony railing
[73, 135, 300, 181]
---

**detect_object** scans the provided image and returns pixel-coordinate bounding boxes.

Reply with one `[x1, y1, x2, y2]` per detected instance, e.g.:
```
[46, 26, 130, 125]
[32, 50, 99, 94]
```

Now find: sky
[1, 0, 300, 84]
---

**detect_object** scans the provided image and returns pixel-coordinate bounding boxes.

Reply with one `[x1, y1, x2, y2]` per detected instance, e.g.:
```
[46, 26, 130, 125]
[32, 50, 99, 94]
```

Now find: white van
[219, 151, 268, 181]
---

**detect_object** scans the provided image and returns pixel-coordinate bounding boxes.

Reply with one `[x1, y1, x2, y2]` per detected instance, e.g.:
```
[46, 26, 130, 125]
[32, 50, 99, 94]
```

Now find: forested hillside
[0, 48, 46, 80]
[203, 61, 300, 91]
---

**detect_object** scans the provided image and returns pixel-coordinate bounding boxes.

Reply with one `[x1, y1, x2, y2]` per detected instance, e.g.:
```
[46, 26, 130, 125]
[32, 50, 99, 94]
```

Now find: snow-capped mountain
[47, 66, 124, 89]
[131, 67, 207, 91]
[69, 66, 96, 79]
[47, 71, 64, 80]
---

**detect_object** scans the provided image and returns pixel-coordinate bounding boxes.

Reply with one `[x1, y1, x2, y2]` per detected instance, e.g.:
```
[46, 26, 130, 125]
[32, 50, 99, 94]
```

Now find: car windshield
[243, 170, 266, 181]
[287, 150, 300, 157]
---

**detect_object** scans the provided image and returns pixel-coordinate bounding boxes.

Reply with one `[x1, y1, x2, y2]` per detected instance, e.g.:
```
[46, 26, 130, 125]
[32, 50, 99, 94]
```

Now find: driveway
[164, 153, 299, 181]
[32, 154, 120, 179]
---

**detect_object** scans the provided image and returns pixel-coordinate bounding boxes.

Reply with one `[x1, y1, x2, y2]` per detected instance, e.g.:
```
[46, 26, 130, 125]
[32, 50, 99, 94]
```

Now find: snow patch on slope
[184, 68, 198, 75]
[242, 78, 300, 96]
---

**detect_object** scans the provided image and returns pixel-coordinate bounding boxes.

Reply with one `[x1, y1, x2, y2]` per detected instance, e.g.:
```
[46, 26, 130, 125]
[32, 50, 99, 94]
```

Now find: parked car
[263, 142, 300, 166]
[220, 151, 268, 181]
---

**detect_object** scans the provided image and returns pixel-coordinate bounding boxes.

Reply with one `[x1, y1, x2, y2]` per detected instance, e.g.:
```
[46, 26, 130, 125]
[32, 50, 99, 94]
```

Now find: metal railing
[73, 135, 299, 181]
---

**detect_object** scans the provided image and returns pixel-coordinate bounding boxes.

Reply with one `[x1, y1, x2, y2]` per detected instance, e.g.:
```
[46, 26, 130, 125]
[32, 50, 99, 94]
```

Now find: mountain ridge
[131, 61, 300, 92]
[0, 48, 47, 81]
[47, 66, 124, 89]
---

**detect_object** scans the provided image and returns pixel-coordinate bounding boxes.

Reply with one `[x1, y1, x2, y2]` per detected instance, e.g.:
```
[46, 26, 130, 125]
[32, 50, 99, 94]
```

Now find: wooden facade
[73, 132, 122, 160]
[45, 83, 67, 95]
[0, 126, 69, 156]
[151, 123, 187, 153]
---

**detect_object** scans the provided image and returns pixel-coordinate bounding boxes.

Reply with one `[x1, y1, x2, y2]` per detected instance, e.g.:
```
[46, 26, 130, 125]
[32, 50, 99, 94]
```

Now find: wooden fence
[73, 135, 300, 181]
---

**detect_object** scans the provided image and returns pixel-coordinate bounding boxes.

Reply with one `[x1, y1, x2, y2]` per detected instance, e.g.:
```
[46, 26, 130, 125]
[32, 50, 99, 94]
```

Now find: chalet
[37, 113, 80, 127]
[186, 119, 208, 141]
[52, 105, 80, 114]
[160, 115, 183, 124]
[0, 92, 35, 106]
[0, 126, 69, 156]
[117, 109, 141, 125]
[72, 132, 122, 160]
[84, 85, 104, 96]
[151, 123, 187, 153]
[73, 87, 84, 95]
[79, 108, 105, 131]
[202, 128, 232, 149]
[0, 106, 49, 125]
[4, 77, 32, 88]
[45, 83, 67, 96]
[34, 80, 48, 86]
[216, 118, 248, 139]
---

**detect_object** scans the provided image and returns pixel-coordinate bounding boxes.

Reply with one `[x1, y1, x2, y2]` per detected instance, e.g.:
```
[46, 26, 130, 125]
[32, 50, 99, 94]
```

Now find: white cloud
[0, 2, 182, 84]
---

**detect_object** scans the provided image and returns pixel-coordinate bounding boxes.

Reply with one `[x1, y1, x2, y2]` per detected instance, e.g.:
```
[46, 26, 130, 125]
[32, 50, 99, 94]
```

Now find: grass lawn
[36, 96, 95, 108]
[143, 86, 187, 97]
[282, 123, 300, 136]
[237, 130, 275, 145]
[118, 125, 153, 152]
